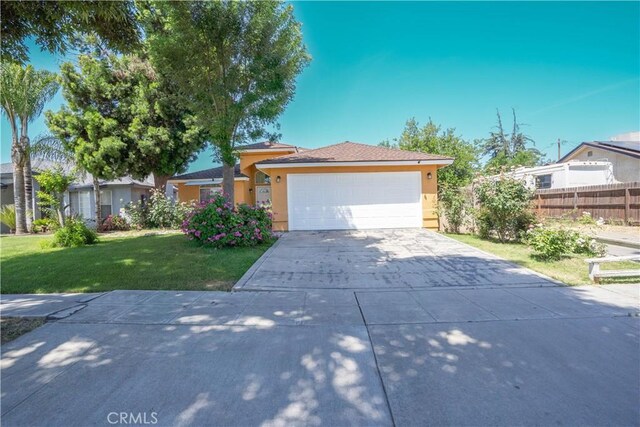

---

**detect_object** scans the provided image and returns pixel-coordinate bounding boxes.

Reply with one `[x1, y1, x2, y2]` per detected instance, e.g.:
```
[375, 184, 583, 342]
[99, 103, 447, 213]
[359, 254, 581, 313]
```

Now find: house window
[535, 174, 552, 189]
[78, 191, 92, 219]
[199, 185, 222, 202]
[100, 189, 112, 219]
[255, 171, 270, 185]
[587, 151, 593, 157]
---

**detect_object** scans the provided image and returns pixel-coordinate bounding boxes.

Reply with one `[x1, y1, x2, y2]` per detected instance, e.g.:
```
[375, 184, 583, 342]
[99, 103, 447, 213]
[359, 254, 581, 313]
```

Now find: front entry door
[255, 185, 271, 205]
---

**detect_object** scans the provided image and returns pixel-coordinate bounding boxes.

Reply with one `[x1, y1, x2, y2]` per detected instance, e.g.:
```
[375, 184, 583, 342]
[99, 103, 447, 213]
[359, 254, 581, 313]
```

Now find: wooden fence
[535, 182, 640, 225]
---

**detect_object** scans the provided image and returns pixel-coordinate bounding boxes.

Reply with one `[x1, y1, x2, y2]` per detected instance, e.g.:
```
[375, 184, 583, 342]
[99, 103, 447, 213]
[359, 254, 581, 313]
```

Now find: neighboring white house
[558, 133, 640, 183]
[493, 161, 616, 190]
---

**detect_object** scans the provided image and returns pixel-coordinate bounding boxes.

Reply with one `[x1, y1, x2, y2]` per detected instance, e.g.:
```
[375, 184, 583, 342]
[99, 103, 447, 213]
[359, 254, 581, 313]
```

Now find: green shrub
[440, 188, 468, 234]
[572, 234, 607, 257]
[32, 218, 60, 233]
[182, 194, 273, 248]
[52, 218, 98, 247]
[525, 226, 607, 260]
[35, 167, 74, 227]
[474, 177, 535, 242]
[101, 214, 130, 231]
[577, 212, 596, 225]
[125, 189, 190, 229]
[0, 204, 16, 233]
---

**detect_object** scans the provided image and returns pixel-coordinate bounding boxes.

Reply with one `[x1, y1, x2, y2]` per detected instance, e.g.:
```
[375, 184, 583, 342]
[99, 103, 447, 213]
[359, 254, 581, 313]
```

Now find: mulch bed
[1, 317, 46, 344]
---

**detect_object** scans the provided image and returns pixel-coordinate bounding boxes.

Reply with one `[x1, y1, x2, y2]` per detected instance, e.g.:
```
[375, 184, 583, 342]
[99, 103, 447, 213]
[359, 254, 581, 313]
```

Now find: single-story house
[559, 137, 639, 183]
[65, 175, 155, 221]
[169, 141, 453, 231]
[0, 160, 157, 232]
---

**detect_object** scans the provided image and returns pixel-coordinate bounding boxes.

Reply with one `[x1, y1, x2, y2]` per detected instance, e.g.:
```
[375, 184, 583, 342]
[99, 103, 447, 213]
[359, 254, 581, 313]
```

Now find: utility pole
[557, 138, 561, 162]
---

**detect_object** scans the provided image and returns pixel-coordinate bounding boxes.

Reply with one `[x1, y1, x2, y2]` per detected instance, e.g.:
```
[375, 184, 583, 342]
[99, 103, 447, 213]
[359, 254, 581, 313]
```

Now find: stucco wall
[240, 151, 291, 204]
[175, 181, 248, 205]
[264, 165, 440, 231]
[567, 147, 640, 183]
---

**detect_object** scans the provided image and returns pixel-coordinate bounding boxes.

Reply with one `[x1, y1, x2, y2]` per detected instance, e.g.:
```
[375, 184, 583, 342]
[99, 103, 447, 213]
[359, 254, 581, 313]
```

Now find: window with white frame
[199, 185, 222, 203]
[100, 189, 112, 219]
[535, 174, 552, 189]
[78, 191, 92, 219]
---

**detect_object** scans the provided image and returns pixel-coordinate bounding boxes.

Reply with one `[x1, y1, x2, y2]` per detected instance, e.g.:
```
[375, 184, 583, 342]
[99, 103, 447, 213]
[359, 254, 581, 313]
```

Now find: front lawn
[1, 232, 273, 294]
[445, 233, 639, 286]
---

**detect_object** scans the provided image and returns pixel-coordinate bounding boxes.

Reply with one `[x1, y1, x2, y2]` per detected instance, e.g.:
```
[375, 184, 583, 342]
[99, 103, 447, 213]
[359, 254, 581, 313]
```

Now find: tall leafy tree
[1, 1, 140, 64]
[480, 108, 544, 172]
[47, 49, 208, 225]
[0, 63, 59, 233]
[46, 53, 133, 226]
[381, 118, 478, 191]
[115, 56, 209, 190]
[144, 0, 310, 202]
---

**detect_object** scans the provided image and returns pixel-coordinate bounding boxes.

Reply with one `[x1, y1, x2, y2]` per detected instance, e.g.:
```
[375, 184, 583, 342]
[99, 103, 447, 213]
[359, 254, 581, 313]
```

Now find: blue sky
[2, 1, 638, 172]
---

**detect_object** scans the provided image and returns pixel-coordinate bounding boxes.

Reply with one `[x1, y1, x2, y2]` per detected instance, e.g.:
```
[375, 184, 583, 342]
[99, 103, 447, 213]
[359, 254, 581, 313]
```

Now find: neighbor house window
[199, 185, 222, 202]
[587, 151, 593, 157]
[78, 191, 92, 219]
[535, 174, 552, 189]
[100, 189, 112, 219]
[255, 171, 270, 185]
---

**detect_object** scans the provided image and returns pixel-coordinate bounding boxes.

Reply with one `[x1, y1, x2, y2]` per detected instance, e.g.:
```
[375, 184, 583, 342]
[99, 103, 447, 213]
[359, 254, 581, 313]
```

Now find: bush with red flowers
[181, 193, 273, 248]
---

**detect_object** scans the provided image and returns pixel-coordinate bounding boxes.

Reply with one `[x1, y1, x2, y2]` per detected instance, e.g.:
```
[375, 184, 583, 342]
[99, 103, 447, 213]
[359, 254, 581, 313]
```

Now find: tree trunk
[11, 136, 28, 234]
[222, 162, 235, 204]
[56, 191, 65, 227]
[23, 153, 33, 231]
[12, 163, 28, 234]
[154, 174, 170, 192]
[93, 176, 102, 232]
[19, 122, 33, 232]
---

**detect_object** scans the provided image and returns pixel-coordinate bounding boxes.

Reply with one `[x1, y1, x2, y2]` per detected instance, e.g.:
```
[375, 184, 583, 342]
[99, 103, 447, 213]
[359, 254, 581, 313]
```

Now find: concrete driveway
[2, 230, 639, 426]
[235, 230, 558, 290]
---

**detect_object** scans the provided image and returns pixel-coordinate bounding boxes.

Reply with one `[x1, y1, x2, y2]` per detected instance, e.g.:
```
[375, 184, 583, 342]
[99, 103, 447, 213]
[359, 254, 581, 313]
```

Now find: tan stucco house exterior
[168, 141, 453, 231]
[558, 141, 640, 183]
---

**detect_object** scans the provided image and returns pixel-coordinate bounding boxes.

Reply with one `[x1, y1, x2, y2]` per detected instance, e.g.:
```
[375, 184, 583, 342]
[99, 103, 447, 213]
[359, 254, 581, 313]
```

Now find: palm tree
[0, 63, 59, 233]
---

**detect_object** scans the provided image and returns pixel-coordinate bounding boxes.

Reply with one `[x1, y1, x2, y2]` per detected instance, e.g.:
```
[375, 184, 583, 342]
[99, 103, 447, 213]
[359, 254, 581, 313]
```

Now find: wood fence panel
[535, 182, 640, 225]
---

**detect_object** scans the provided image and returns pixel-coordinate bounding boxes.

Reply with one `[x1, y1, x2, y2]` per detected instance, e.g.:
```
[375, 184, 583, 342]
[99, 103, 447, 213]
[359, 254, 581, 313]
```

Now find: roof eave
[168, 176, 249, 183]
[239, 148, 297, 154]
[559, 142, 640, 162]
[256, 159, 454, 169]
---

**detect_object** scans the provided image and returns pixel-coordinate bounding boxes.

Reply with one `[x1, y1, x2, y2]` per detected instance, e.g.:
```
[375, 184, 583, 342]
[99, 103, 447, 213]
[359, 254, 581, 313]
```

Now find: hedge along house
[169, 141, 453, 231]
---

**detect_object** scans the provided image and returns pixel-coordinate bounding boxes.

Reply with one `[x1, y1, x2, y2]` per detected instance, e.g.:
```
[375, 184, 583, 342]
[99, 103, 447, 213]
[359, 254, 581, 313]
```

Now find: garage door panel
[288, 172, 422, 230]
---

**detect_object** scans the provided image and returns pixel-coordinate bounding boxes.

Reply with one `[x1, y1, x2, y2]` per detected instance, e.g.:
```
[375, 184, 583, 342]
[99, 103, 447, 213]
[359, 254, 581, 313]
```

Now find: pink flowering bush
[182, 193, 273, 248]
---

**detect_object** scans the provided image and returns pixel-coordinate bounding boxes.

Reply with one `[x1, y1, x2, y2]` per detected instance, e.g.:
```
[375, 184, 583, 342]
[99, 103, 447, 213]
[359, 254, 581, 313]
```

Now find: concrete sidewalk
[1, 285, 638, 426]
[596, 229, 640, 249]
[1, 293, 104, 318]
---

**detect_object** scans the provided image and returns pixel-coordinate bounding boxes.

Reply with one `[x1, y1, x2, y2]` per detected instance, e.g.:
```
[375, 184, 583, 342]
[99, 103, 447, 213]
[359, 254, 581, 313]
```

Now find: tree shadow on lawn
[1, 234, 272, 294]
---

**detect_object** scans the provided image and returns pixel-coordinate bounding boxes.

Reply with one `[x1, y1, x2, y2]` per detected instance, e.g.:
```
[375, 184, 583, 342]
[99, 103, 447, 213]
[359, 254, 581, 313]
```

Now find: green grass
[444, 233, 639, 286]
[1, 232, 273, 294]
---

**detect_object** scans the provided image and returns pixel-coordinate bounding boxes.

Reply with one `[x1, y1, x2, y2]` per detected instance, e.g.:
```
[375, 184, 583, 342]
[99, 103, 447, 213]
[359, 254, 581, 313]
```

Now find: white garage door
[287, 172, 422, 230]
